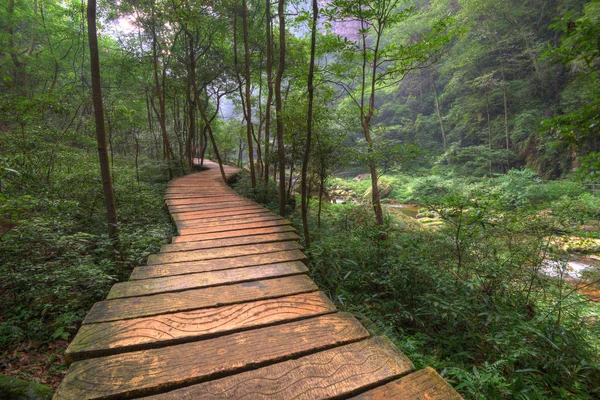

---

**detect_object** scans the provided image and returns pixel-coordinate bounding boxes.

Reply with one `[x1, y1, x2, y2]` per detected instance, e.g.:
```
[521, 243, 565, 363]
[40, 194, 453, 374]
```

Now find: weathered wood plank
[83, 275, 318, 324]
[171, 207, 268, 221]
[172, 210, 273, 224]
[177, 219, 293, 236]
[164, 193, 237, 200]
[175, 214, 286, 230]
[147, 241, 302, 265]
[107, 261, 308, 299]
[350, 367, 463, 399]
[141, 337, 414, 400]
[161, 232, 300, 253]
[166, 195, 245, 206]
[54, 313, 369, 400]
[66, 292, 336, 362]
[170, 225, 296, 244]
[168, 201, 256, 213]
[130, 249, 307, 280]
[173, 210, 281, 227]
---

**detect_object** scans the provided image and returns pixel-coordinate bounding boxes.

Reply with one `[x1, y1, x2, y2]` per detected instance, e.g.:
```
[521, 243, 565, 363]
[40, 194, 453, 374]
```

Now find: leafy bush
[0, 154, 174, 348]
[304, 189, 600, 399]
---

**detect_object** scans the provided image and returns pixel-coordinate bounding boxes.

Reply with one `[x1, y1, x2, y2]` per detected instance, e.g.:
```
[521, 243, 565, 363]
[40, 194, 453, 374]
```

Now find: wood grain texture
[166, 195, 246, 206]
[66, 292, 336, 362]
[54, 313, 369, 400]
[107, 262, 308, 299]
[170, 225, 297, 244]
[147, 242, 302, 265]
[164, 192, 236, 199]
[168, 201, 257, 214]
[171, 207, 268, 221]
[161, 232, 300, 253]
[83, 275, 318, 324]
[141, 337, 414, 400]
[130, 250, 307, 280]
[350, 367, 463, 400]
[168, 197, 257, 213]
[175, 214, 287, 230]
[172, 211, 274, 224]
[177, 219, 293, 236]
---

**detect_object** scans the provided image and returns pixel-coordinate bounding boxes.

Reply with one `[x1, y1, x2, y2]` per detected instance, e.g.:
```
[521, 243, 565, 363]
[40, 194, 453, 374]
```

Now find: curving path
[54, 160, 462, 399]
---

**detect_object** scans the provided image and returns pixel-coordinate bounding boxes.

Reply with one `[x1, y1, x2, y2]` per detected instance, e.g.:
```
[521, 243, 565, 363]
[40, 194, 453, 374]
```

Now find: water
[386, 204, 420, 218]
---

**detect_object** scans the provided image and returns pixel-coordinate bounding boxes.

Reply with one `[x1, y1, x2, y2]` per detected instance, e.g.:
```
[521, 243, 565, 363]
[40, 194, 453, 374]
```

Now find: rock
[0, 374, 53, 400]
[363, 183, 392, 201]
[353, 174, 369, 181]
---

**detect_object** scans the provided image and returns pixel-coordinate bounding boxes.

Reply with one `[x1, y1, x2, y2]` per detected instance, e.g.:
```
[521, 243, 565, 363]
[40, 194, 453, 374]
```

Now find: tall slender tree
[87, 0, 118, 240]
[301, 0, 318, 248]
[275, 0, 286, 215]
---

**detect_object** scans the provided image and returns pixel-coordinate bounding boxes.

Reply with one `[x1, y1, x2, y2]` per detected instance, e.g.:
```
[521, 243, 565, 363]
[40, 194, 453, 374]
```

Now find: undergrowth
[0, 152, 176, 355]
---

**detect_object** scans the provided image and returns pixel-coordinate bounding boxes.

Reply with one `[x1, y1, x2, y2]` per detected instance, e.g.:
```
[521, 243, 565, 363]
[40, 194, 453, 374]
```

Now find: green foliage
[0, 153, 174, 348]
[306, 173, 600, 399]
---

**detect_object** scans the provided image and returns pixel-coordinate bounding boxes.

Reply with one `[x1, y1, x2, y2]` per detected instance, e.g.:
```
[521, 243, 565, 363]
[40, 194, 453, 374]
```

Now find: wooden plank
[168, 200, 254, 210]
[142, 337, 414, 400]
[161, 232, 299, 253]
[107, 261, 308, 299]
[171, 206, 267, 221]
[166, 195, 243, 203]
[172, 210, 273, 223]
[166, 195, 245, 206]
[175, 214, 286, 230]
[168, 201, 256, 213]
[164, 193, 237, 200]
[54, 313, 369, 400]
[170, 225, 296, 244]
[165, 188, 235, 194]
[350, 367, 463, 400]
[130, 250, 307, 280]
[165, 187, 234, 193]
[177, 219, 293, 236]
[66, 292, 336, 362]
[83, 275, 318, 324]
[147, 241, 302, 265]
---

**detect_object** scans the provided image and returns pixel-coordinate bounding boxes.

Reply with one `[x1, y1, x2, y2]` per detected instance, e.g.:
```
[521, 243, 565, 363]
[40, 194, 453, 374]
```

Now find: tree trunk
[432, 78, 447, 153]
[275, 0, 286, 216]
[87, 0, 118, 241]
[360, 18, 384, 226]
[242, 0, 257, 187]
[185, 31, 196, 172]
[264, 0, 274, 184]
[194, 86, 226, 182]
[318, 161, 325, 229]
[486, 93, 493, 176]
[151, 6, 172, 178]
[300, 0, 318, 248]
[501, 60, 510, 172]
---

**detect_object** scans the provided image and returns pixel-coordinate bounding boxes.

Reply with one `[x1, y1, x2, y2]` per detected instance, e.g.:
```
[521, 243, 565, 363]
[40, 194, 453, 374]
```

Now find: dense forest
[1, 0, 599, 398]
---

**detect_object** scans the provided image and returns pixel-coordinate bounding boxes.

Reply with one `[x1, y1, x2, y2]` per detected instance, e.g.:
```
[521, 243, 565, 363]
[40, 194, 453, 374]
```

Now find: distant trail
[53, 159, 462, 399]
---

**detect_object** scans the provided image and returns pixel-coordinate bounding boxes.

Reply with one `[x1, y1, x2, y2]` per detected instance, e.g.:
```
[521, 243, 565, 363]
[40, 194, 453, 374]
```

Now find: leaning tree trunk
[87, 0, 118, 241]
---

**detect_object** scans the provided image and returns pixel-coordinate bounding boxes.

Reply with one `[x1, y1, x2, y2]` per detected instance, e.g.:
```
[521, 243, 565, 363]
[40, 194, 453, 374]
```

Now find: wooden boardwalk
[54, 160, 462, 399]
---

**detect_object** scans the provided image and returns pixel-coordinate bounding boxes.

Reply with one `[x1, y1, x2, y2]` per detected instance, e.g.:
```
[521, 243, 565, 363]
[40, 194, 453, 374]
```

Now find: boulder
[363, 183, 392, 201]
